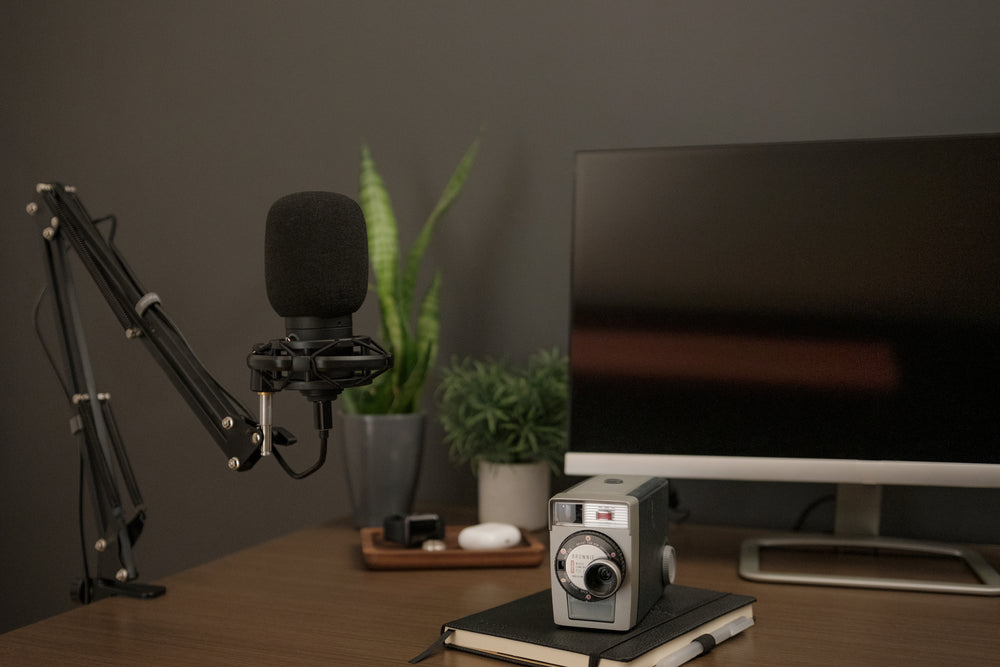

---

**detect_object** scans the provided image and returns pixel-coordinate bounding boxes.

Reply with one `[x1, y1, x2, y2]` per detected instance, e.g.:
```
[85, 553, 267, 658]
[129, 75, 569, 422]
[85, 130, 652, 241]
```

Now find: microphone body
[248, 191, 391, 405]
[248, 191, 392, 477]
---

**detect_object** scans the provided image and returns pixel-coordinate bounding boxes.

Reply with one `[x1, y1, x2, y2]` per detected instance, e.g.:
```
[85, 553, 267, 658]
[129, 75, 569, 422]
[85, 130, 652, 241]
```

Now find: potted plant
[338, 136, 480, 527]
[438, 348, 569, 529]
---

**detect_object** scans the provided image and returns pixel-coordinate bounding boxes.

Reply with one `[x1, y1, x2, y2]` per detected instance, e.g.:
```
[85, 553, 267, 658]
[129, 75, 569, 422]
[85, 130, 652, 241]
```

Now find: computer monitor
[566, 134, 1000, 594]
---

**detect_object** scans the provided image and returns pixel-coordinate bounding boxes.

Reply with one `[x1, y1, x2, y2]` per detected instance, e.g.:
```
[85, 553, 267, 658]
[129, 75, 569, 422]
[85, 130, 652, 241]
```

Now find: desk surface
[2, 519, 998, 666]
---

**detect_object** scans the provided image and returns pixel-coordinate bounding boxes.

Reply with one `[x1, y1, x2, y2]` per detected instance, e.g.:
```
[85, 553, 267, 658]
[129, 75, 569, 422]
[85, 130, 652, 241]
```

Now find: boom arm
[29, 182, 292, 603]
[34, 183, 284, 472]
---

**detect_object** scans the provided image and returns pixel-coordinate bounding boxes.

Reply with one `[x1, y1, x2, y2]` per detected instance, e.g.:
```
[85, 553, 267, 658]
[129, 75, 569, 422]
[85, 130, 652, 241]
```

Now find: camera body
[549, 475, 675, 631]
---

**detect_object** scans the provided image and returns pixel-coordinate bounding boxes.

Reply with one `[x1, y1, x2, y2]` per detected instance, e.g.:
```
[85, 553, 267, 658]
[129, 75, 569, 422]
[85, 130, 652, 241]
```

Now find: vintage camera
[549, 476, 676, 631]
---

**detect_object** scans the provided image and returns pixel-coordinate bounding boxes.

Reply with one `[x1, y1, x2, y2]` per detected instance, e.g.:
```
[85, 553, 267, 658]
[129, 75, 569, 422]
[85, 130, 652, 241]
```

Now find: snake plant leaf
[392, 270, 441, 413]
[359, 144, 407, 365]
[400, 135, 481, 317]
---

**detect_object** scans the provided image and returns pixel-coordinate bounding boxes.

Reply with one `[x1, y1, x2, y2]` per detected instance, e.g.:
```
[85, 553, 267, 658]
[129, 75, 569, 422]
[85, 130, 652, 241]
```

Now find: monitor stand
[739, 484, 1000, 595]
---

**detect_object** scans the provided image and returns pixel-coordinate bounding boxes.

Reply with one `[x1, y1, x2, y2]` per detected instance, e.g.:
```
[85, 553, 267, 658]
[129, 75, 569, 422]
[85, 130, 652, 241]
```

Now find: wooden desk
[2, 520, 998, 665]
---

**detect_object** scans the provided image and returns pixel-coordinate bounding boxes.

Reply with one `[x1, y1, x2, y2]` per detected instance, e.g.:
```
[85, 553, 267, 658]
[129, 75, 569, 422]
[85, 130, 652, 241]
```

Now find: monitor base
[739, 533, 1000, 595]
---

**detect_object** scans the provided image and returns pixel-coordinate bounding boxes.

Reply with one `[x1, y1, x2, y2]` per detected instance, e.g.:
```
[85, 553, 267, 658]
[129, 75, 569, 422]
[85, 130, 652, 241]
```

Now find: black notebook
[414, 585, 755, 667]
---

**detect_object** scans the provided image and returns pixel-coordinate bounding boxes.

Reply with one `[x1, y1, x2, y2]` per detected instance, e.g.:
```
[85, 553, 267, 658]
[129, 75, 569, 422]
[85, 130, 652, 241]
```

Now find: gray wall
[2, 1, 998, 633]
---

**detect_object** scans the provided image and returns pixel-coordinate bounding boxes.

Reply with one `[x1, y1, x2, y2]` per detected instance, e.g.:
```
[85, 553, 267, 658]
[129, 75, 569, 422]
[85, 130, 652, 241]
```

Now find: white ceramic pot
[477, 460, 551, 530]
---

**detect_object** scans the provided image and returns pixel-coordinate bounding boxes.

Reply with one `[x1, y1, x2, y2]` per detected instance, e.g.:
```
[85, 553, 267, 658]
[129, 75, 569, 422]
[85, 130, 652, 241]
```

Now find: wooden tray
[360, 525, 546, 570]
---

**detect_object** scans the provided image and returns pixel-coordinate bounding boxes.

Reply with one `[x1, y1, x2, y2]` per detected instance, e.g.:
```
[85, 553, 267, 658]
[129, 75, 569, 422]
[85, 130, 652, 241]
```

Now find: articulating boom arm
[28, 182, 297, 601]
[33, 183, 287, 473]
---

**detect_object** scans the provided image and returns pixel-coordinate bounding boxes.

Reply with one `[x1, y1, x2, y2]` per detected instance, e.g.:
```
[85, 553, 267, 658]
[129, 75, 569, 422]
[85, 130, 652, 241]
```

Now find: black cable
[271, 430, 328, 480]
[48, 195, 133, 331]
[664, 484, 691, 524]
[670, 506, 692, 524]
[792, 493, 835, 532]
[32, 212, 121, 401]
[33, 286, 72, 400]
[91, 214, 117, 243]
[77, 451, 92, 604]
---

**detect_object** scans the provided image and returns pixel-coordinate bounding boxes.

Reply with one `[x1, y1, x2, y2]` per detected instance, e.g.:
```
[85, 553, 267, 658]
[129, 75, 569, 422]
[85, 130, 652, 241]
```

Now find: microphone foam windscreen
[265, 191, 369, 318]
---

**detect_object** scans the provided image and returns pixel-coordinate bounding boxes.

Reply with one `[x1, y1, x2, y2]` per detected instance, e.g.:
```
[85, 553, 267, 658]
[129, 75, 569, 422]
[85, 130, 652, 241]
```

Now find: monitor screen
[566, 134, 1000, 488]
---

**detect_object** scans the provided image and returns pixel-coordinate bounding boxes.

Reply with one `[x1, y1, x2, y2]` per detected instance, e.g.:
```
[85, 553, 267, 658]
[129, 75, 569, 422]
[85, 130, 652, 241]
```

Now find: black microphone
[264, 191, 369, 342]
[247, 192, 392, 477]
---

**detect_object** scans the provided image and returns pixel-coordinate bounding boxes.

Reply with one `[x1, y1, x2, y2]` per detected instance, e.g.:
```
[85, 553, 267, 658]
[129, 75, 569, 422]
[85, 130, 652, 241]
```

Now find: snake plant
[341, 136, 480, 414]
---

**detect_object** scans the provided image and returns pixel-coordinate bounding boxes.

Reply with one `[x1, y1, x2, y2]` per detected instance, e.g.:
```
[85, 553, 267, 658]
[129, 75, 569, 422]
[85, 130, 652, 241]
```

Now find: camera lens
[554, 530, 627, 602]
[583, 559, 621, 598]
